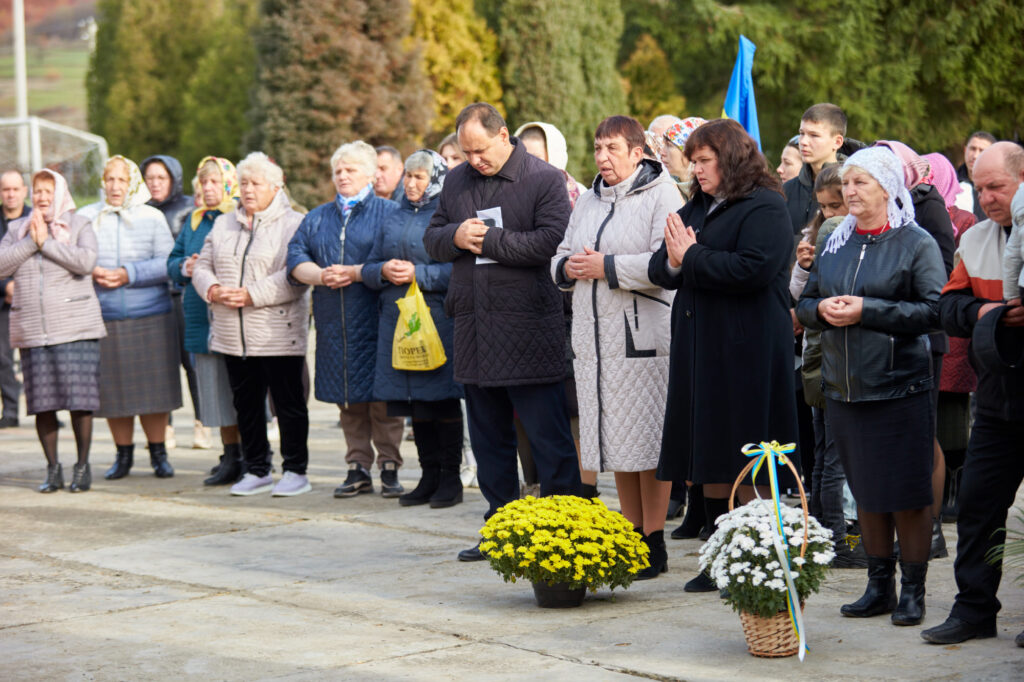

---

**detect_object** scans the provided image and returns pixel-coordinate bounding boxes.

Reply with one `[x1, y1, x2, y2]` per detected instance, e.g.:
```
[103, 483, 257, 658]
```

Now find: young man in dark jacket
[423, 103, 582, 561]
[783, 103, 847, 235]
[923, 142, 1024, 647]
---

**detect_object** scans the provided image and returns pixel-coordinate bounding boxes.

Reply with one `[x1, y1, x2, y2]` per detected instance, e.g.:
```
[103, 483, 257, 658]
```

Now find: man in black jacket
[955, 131, 996, 223]
[783, 103, 846, 235]
[0, 170, 28, 428]
[922, 142, 1024, 646]
[423, 103, 582, 561]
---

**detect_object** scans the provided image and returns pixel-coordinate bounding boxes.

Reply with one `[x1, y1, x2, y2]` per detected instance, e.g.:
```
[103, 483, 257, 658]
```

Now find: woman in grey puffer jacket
[0, 170, 106, 493]
[552, 116, 682, 580]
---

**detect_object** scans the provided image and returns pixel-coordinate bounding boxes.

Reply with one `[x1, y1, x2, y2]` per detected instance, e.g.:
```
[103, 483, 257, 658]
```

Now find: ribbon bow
[741, 440, 808, 661]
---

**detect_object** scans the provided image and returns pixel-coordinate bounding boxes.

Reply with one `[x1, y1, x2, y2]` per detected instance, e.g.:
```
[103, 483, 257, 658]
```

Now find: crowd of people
[1, 99, 1023, 647]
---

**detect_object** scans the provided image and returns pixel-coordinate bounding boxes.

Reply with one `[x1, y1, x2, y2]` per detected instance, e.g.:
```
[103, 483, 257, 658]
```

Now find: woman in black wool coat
[649, 118, 800, 592]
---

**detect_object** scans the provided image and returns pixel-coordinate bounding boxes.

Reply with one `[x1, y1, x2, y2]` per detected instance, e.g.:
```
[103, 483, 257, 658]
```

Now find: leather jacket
[796, 221, 946, 402]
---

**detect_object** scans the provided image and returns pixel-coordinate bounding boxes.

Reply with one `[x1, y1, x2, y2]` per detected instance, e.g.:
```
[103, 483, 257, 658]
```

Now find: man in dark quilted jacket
[424, 103, 583, 561]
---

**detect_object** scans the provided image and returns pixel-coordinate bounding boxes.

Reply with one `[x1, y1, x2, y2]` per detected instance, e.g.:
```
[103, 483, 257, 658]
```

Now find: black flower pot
[531, 581, 587, 608]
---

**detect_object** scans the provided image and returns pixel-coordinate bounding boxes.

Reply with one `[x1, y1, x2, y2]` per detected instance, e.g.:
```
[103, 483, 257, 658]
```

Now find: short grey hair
[648, 115, 682, 132]
[404, 151, 435, 174]
[237, 152, 284, 189]
[330, 141, 377, 178]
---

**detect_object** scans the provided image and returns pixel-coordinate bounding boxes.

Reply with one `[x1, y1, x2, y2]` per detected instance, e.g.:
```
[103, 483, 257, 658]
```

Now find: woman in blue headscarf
[363, 150, 463, 508]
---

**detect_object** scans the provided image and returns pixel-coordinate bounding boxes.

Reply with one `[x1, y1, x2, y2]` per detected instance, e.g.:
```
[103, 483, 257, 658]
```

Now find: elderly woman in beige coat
[192, 152, 310, 498]
[0, 170, 106, 493]
[552, 115, 682, 579]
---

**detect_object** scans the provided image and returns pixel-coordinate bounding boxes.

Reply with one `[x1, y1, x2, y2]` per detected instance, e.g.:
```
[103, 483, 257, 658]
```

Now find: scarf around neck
[99, 155, 150, 226]
[190, 156, 240, 230]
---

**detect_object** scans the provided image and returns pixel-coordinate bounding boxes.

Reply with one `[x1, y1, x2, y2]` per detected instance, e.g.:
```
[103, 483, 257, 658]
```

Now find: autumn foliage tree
[620, 34, 687, 126]
[247, 0, 430, 206]
[411, 0, 503, 147]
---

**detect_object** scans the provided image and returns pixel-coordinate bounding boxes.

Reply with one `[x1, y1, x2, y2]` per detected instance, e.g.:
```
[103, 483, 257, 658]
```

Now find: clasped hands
[320, 264, 358, 289]
[28, 209, 50, 248]
[817, 295, 864, 327]
[91, 266, 129, 289]
[207, 284, 252, 308]
[664, 213, 697, 268]
[382, 259, 415, 285]
[564, 247, 604, 281]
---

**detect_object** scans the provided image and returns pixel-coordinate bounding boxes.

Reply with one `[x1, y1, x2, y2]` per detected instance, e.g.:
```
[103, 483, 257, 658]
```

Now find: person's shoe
[460, 462, 478, 488]
[38, 463, 64, 493]
[520, 481, 541, 498]
[891, 561, 928, 626]
[69, 463, 92, 492]
[684, 571, 717, 592]
[832, 535, 869, 568]
[148, 443, 174, 478]
[930, 518, 949, 559]
[399, 465, 441, 507]
[636, 530, 668, 580]
[204, 444, 244, 485]
[458, 542, 486, 562]
[581, 483, 600, 499]
[921, 616, 997, 644]
[0, 415, 19, 428]
[164, 425, 176, 450]
[272, 471, 312, 497]
[430, 467, 464, 508]
[666, 497, 685, 519]
[671, 485, 707, 539]
[841, 556, 897, 617]
[334, 463, 373, 498]
[230, 472, 274, 496]
[104, 444, 134, 480]
[192, 421, 213, 449]
[380, 461, 404, 498]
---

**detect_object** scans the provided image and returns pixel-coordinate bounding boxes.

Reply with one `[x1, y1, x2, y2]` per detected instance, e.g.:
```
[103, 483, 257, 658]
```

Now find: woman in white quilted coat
[552, 115, 682, 579]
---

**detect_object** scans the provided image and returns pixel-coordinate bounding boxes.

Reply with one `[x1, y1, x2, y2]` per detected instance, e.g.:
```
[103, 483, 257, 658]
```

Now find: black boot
[104, 444, 133, 480]
[840, 555, 897, 617]
[149, 442, 174, 478]
[892, 561, 928, 625]
[671, 484, 706, 539]
[581, 483, 601, 499]
[636, 530, 668, 579]
[930, 517, 948, 559]
[683, 496, 730, 591]
[204, 443, 243, 485]
[400, 422, 441, 506]
[38, 463, 64, 493]
[69, 463, 91, 492]
[429, 419, 464, 508]
[942, 465, 962, 523]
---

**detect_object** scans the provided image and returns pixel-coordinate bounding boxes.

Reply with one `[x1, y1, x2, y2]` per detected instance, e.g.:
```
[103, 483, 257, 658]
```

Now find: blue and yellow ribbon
[741, 440, 808, 661]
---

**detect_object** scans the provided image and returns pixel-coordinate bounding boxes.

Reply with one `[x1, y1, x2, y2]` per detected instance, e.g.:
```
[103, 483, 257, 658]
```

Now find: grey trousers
[0, 308, 21, 419]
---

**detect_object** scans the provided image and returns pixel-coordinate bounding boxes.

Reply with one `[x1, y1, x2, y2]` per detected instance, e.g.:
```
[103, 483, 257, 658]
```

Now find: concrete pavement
[1, 397, 1023, 681]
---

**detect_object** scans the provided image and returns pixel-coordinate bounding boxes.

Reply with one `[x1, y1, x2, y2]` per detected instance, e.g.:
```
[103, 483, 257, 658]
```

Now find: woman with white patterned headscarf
[796, 146, 946, 627]
[79, 156, 179, 481]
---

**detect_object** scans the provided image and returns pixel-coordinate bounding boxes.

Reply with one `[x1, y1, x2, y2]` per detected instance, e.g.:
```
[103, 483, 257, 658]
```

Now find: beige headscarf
[19, 169, 76, 245]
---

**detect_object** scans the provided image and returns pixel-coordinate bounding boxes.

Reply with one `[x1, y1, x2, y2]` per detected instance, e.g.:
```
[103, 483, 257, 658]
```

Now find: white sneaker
[165, 425, 177, 450]
[272, 471, 312, 497]
[193, 420, 213, 449]
[230, 473, 274, 496]
[460, 463, 478, 488]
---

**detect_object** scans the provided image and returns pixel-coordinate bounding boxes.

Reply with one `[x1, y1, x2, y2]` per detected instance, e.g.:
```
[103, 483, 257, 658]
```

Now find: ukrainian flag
[722, 35, 761, 150]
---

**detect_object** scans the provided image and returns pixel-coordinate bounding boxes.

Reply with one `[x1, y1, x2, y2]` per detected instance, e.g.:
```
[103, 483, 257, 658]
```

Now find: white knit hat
[823, 147, 916, 254]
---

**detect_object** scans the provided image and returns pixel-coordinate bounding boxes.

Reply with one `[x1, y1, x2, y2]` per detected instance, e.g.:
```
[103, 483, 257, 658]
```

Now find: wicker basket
[728, 449, 809, 658]
[738, 603, 805, 657]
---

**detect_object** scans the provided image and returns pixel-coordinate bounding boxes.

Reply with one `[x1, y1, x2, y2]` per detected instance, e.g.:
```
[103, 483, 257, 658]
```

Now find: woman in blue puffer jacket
[363, 150, 463, 508]
[78, 155, 180, 481]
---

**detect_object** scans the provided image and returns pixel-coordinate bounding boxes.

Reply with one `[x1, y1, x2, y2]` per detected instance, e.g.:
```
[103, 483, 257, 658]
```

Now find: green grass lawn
[0, 42, 90, 129]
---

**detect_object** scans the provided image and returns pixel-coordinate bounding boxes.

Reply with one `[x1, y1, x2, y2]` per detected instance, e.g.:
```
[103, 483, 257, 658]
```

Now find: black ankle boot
[930, 518, 948, 559]
[637, 530, 668, 579]
[148, 442, 174, 478]
[69, 463, 92, 492]
[105, 444, 134, 480]
[429, 467, 464, 508]
[39, 463, 64, 492]
[581, 483, 600, 499]
[671, 485, 706, 539]
[204, 443, 243, 485]
[892, 561, 928, 625]
[401, 423, 441, 506]
[428, 420, 464, 508]
[841, 555, 897, 617]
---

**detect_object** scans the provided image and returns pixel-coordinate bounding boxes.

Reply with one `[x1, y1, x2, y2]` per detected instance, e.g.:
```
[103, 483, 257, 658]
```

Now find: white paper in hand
[475, 206, 503, 265]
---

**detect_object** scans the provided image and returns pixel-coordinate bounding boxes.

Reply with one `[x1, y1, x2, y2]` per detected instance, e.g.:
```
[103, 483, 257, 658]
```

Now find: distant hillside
[0, 0, 95, 37]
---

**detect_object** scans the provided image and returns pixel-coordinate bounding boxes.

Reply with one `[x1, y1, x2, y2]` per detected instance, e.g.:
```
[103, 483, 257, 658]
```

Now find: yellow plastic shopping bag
[392, 279, 447, 371]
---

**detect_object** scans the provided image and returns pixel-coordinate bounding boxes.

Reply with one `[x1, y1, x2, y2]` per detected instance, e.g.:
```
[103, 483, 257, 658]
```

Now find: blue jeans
[811, 406, 848, 542]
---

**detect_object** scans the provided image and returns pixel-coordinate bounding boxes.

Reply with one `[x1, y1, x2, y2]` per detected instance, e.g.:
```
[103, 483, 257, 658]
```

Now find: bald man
[0, 170, 28, 427]
[923, 142, 1024, 646]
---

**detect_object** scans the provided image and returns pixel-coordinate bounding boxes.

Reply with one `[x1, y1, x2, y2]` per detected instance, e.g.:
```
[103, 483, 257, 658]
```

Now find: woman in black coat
[649, 119, 800, 592]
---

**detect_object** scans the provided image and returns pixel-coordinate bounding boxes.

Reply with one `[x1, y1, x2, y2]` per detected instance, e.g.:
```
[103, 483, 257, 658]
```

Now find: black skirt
[827, 392, 933, 513]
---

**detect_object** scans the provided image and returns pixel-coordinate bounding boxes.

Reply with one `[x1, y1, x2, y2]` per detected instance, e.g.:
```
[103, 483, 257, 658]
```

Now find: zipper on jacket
[117, 214, 126, 319]
[340, 209, 352, 408]
[843, 243, 868, 400]
[238, 218, 259, 358]
[37, 251, 47, 344]
[591, 202, 616, 470]
[889, 335, 895, 371]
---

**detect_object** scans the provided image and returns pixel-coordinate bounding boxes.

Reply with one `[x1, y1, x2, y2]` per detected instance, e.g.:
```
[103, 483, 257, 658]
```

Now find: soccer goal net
[0, 116, 108, 205]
